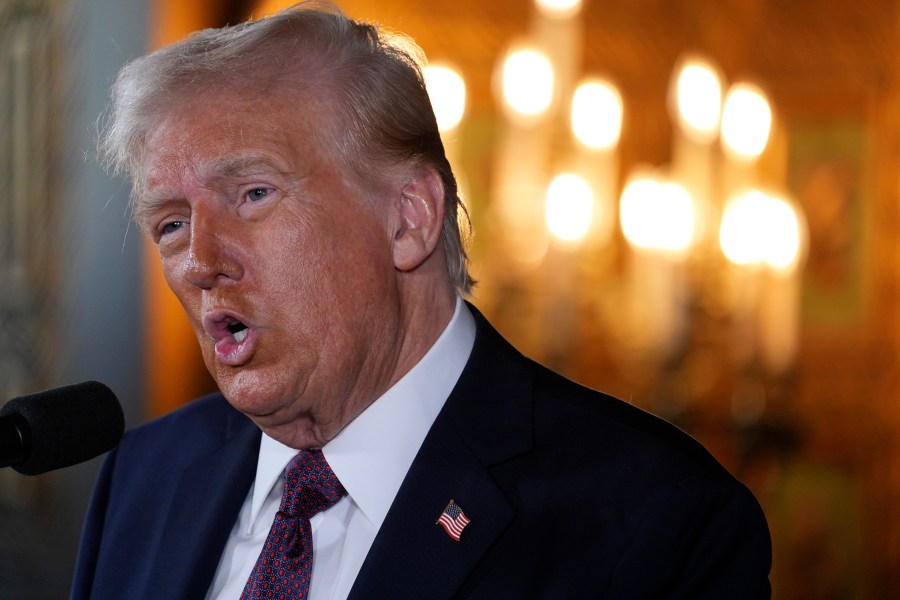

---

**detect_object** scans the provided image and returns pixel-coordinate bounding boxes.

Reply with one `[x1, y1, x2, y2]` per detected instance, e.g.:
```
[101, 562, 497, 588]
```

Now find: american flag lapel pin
[436, 499, 471, 541]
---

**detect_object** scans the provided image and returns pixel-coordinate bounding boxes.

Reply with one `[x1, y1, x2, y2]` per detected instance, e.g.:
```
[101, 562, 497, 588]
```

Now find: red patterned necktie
[241, 449, 346, 600]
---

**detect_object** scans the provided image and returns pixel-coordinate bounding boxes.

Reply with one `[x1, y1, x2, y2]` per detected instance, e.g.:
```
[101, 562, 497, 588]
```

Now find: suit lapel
[146, 405, 260, 600]
[349, 306, 535, 598]
[347, 414, 514, 599]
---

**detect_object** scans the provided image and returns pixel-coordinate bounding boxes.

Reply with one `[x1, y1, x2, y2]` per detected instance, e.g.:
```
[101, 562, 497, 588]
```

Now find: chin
[271, 426, 329, 450]
[218, 375, 291, 417]
[249, 410, 332, 449]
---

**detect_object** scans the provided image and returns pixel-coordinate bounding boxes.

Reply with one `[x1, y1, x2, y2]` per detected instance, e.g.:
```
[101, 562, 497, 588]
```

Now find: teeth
[233, 328, 249, 343]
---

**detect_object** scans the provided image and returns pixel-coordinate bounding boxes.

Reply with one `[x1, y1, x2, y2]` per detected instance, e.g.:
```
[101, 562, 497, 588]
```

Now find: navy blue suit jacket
[72, 308, 771, 598]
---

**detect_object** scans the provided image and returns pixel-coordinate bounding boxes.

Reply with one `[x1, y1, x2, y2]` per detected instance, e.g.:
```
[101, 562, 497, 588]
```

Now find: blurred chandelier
[423, 0, 808, 394]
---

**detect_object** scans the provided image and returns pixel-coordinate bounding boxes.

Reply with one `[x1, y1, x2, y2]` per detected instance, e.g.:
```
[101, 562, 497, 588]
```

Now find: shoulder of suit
[528, 362, 736, 483]
[466, 308, 736, 483]
[116, 392, 252, 457]
[131, 391, 233, 430]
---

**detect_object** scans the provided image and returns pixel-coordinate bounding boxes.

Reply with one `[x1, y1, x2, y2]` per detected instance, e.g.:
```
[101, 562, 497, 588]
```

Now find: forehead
[139, 88, 337, 188]
[132, 85, 404, 228]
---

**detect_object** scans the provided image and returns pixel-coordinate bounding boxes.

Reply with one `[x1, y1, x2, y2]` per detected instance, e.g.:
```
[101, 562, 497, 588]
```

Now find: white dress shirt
[206, 297, 476, 600]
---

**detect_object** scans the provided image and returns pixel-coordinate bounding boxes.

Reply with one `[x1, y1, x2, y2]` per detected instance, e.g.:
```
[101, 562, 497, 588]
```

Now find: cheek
[252, 202, 394, 323]
[160, 261, 180, 294]
[161, 257, 191, 301]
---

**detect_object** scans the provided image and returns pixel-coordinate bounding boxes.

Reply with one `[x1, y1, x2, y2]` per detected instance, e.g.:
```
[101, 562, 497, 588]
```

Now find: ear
[392, 167, 445, 272]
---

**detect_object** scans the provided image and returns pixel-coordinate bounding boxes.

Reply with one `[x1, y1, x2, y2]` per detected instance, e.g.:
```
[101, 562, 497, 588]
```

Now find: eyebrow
[133, 195, 180, 233]
[200, 154, 291, 179]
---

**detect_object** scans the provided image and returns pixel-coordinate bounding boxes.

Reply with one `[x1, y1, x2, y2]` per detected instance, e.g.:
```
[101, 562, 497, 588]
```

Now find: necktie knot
[281, 449, 346, 520]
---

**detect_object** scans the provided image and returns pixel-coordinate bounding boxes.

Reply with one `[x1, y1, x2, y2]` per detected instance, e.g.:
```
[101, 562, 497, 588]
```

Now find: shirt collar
[243, 434, 294, 534]
[249, 296, 476, 530]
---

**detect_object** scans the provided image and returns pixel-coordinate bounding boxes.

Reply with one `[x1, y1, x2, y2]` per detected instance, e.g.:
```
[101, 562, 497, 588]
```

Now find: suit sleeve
[604, 476, 772, 599]
[69, 447, 119, 600]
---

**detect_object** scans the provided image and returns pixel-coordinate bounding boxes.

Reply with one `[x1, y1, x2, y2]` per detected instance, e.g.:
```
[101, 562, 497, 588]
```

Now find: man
[72, 3, 771, 599]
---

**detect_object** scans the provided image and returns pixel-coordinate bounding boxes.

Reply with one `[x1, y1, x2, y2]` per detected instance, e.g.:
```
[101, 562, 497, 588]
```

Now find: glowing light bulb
[535, 0, 582, 18]
[763, 194, 803, 272]
[620, 173, 695, 254]
[499, 47, 555, 122]
[545, 173, 593, 242]
[670, 56, 723, 144]
[721, 83, 772, 161]
[719, 189, 767, 266]
[423, 64, 467, 132]
[719, 189, 802, 272]
[571, 78, 623, 151]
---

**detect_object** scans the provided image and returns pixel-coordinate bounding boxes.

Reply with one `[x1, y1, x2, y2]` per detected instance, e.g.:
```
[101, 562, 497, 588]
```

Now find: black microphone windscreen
[0, 381, 124, 475]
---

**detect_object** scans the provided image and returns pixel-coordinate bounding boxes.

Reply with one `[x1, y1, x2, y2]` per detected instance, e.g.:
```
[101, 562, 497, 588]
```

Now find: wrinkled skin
[136, 90, 455, 449]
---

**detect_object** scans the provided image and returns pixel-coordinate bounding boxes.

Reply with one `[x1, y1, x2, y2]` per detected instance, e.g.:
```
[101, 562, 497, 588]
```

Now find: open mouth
[203, 311, 257, 366]
[227, 320, 249, 343]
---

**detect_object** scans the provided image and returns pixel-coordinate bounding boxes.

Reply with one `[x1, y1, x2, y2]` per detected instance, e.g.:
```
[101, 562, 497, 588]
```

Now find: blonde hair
[101, 1, 474, 292]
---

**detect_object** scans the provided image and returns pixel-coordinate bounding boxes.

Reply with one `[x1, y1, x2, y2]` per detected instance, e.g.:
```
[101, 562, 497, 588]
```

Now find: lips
[203, 310, 258, 366]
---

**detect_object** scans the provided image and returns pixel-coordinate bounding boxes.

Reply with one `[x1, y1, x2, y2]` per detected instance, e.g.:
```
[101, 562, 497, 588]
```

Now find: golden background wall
[2, 0, 899, 597]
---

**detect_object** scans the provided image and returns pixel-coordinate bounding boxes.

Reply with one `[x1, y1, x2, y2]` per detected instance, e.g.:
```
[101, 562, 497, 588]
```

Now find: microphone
[0, 381, 124, 475]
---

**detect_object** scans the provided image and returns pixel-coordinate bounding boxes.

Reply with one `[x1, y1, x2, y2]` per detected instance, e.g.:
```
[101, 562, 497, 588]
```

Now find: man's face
[137, 90, 409, 448]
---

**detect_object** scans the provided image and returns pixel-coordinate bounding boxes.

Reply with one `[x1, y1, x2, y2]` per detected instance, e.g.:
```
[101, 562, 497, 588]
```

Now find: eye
[246, 187, 273, 202]
[160, 220, 186, 236]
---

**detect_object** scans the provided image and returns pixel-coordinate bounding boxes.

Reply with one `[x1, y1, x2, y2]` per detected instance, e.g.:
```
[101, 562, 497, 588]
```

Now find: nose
[183, 204, 244, 289]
